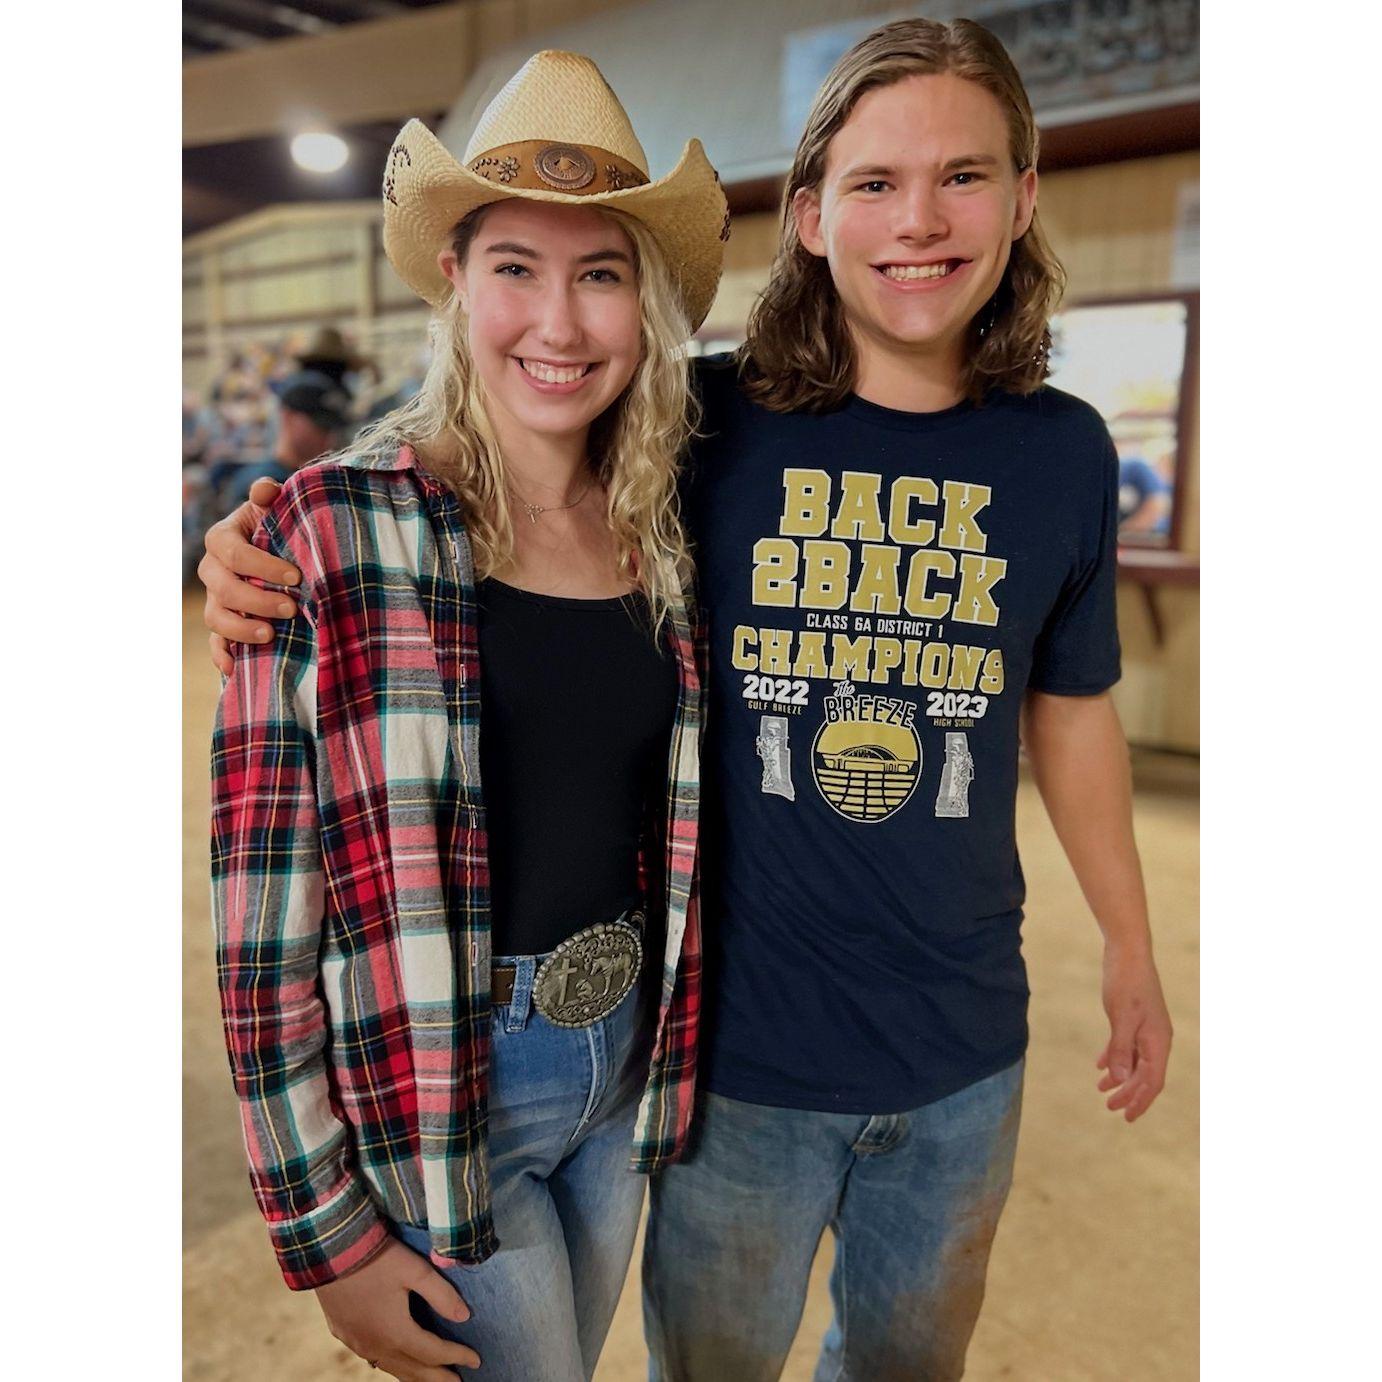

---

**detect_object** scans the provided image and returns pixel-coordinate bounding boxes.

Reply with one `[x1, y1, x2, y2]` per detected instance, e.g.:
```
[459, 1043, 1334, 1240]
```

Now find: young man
[199, 19, 1171, 1380]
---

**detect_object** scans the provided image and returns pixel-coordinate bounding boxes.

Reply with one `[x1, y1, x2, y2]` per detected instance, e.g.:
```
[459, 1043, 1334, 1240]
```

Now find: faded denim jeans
[643, 1059, 1024, 1382]
[397, 948, 656, 1382]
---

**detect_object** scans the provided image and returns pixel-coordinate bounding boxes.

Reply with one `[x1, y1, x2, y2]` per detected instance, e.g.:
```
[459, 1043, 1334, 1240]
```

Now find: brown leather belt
[491, 966, 520, 1006]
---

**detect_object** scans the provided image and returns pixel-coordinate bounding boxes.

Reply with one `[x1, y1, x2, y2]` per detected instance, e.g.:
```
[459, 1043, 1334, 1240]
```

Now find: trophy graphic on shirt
[934, 732, 975, 818]
[755, 715, 796, 801]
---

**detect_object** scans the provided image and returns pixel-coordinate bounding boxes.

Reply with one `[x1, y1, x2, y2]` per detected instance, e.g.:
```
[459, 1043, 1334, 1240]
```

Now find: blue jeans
[643, 1059, 1025, 1382]
[397, 949, 655, 1382]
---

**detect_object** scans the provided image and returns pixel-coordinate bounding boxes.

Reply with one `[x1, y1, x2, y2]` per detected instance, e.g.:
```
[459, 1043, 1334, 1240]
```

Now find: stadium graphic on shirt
[811, 681, 921, 822]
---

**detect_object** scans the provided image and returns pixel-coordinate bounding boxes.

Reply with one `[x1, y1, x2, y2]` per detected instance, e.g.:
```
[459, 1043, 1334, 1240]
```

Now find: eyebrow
[482, 241, 633, 265]
[836, 154, 1002, 182]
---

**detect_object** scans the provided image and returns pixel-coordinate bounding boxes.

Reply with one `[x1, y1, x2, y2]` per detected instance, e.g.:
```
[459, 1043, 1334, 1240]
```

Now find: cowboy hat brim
[383, 119, 728, 332]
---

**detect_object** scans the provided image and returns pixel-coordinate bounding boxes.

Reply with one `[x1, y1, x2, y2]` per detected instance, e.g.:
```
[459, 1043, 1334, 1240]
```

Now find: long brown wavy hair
[740, 17, 1067, 412]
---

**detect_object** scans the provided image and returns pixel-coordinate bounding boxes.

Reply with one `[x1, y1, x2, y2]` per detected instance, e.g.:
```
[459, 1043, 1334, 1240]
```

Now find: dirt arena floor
[183, 590, 1198, 1381]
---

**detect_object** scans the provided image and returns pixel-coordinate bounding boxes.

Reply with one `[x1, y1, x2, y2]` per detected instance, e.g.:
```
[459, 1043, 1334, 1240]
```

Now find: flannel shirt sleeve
[210, 500, 391, 1290]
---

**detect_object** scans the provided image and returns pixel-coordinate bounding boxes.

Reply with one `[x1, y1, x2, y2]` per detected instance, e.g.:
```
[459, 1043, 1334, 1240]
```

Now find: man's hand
[315, 1237, 480, 1379]
[1097, 941, 1173, 1122]
[198, 476, 299, 676]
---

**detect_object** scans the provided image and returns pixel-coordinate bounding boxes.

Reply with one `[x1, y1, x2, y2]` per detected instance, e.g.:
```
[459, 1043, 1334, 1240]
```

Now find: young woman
[211, 50, 726, 1382]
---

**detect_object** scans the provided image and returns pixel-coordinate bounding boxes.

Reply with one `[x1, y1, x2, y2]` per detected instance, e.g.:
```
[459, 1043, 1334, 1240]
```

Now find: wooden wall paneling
[1037, 154, 1200, 751]
[205, 251, 226, 384]
[355, 221, 376, 341]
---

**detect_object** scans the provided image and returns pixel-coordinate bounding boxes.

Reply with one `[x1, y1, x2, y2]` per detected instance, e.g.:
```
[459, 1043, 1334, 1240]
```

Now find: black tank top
[476, 577, 679, 956]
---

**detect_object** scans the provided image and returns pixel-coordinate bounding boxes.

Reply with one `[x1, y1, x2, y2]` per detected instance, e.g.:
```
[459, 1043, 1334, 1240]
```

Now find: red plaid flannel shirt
[211, 443, 703, 1288]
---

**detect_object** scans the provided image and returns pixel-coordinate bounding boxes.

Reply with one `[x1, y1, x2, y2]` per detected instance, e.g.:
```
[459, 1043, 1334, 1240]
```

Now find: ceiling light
[291, 132, 348, 174]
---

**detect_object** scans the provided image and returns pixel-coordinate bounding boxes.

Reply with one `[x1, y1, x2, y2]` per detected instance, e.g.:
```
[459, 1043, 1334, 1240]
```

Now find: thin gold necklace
[508, 477, 594, 524]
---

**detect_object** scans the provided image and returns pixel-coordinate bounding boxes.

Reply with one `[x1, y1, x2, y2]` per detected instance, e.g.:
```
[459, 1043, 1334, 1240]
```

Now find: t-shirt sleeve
[1027, 430, 1122, 695]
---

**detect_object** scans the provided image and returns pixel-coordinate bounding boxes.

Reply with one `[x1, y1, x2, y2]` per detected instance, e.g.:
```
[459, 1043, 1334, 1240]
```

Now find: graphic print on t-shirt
[736, 467, 1008, 823]
[812, 679, 920, 822]
[934, 731, 975, 818]
[754, 714, 796, 801]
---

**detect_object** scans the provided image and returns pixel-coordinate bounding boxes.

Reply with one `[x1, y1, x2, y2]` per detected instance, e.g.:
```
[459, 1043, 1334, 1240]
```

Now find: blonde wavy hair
[346, 203, 697, 628]
[740, 17, 1067, 412]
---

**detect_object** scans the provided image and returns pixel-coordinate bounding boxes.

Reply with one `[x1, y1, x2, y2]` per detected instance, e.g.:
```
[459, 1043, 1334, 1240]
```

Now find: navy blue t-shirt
[683, 356, 1121, 1113]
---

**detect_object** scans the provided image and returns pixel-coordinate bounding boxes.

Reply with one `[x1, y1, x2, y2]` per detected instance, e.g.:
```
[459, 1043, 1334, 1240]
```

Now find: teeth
[881, 262, 954, 280]
[521, 360, 589, 384]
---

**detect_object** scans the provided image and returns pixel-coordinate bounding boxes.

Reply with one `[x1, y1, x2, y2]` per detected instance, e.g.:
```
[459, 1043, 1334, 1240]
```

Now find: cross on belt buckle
[532, 916, 644, 1028]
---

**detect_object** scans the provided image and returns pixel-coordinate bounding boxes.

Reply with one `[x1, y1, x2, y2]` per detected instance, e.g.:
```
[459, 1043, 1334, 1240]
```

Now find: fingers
[377, 1356, 474, 1382]
[1103, 1025, 1135, 1087]
[200, 552, 298, 619]
[246, 476, 285, 509]
[198, 543, 298, 646]
[210, 634, 235, 678]
[409, 1262, 470, 1325]
[332, 1318, 479, 1378]
[398, 1319, 481, 1371]
[385, 1260, 477, 1371]
[205, 505, 301, 587]
[1100, 1028, 1171, 1122]
[207, 607, 276, 646]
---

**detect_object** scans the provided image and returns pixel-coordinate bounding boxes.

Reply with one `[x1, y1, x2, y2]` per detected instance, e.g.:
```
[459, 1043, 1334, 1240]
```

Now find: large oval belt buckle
[533, 918, 643, 1028]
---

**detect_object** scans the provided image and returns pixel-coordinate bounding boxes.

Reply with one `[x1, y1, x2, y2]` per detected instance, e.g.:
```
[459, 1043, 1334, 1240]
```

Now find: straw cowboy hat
[382, 49, 729, 331]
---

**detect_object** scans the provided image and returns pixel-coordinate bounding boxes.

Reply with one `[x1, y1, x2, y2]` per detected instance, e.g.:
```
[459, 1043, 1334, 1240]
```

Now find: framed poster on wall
[1047, 292, 1198, 549]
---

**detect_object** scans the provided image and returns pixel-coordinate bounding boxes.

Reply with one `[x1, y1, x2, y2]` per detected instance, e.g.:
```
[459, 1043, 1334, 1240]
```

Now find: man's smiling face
[794, 72, 1037, 385]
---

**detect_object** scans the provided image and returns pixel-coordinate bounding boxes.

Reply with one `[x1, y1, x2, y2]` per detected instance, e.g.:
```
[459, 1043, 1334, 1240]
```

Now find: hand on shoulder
[200, 476, 299, 675]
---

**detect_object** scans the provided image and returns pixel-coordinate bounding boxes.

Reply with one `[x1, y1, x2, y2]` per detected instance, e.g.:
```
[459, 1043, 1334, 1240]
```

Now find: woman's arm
[211, 487, 478, 1371]
[210, 509, 392, 1287]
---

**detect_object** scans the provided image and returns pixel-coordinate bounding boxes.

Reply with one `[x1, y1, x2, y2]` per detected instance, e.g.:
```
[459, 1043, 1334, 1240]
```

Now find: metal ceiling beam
[339, 2, 417, 18]
[186, 0, 336, 39]
[185, 2, 478, 146]
[183, 0, 627, 148]
[183, 15, 261, 50]
[341, 1, 414, 17]
[279, 0, 414, 20]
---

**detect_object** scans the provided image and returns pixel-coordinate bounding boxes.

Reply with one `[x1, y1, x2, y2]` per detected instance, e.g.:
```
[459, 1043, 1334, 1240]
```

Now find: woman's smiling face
[438, 199, 642, 449]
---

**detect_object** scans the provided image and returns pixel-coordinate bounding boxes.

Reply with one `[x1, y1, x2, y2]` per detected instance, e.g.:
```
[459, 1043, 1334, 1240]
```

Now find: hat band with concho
[467, 141, 650, 194]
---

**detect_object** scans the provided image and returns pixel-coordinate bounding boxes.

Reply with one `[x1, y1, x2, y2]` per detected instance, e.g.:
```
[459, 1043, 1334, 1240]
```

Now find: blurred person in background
[183, 370, 275, 581]
[1117, 451, 1173, 535]
[219, 368, 354, 509]
[201, 367, 274, 495]
[183, 368, 352, 580]
[293, 323, 378, 393]
[207, 50, 725, 1382]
